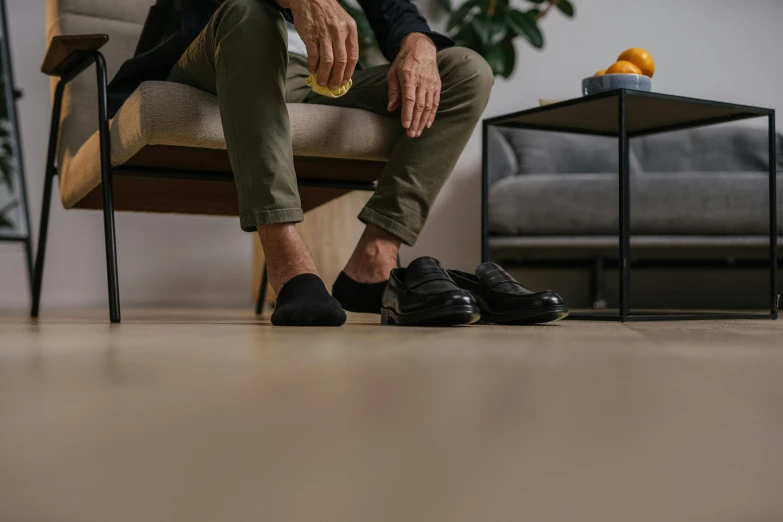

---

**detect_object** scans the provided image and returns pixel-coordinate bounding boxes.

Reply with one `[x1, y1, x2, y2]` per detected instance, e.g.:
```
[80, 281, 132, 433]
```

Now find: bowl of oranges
[582, 48, 655, 96]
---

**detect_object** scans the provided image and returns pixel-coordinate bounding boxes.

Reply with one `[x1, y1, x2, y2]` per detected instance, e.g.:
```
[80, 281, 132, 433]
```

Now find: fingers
[327, 24, 347, 91]
[342, 20, 359, 87]
[305, 38, 319, 75]
[293, 2, 358, 89]
[400, 72, 417, 132]
[408, 83, 426, 138]
[415, 88, 434, 137]
[317, 36, 334, 87]
[427, 84, 441, 129]
[387, 66, 401, 112]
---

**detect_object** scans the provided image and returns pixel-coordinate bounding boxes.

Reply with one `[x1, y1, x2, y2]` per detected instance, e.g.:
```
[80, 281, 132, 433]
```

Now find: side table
[482, 89, 777, 321]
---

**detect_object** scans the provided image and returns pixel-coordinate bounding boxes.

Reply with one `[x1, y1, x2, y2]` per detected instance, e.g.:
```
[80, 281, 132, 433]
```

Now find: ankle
[257, 224, 319, 293]
[343, 254, 396, 284]
[343, 225, 401, 284]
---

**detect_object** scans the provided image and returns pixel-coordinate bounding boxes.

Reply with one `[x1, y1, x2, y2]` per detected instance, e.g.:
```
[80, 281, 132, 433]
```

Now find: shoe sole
[381, 305, 481, 326]
[481, 305, 569, 325]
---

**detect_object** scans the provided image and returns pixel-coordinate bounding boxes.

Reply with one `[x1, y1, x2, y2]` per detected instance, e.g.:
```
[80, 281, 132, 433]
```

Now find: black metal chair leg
[24, 237, 34, 303]
[30, 81, 65, 318]
[30, 168, 55, 318]
[92, 51, 121, 323]
[255, 263, 268, 315]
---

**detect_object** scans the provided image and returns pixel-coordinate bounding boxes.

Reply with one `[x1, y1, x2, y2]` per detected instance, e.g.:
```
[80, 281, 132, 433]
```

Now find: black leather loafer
[448, 263, 568, 325]
[381, 257, 481, 326]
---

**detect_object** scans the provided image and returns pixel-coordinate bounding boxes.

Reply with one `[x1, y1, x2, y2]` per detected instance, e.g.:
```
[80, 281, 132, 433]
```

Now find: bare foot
[257, 223, 319, 293]
[343, 224, 401, 283]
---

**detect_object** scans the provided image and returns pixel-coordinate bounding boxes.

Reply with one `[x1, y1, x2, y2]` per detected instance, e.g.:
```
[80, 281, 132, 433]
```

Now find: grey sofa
[486, 125, 783, 306]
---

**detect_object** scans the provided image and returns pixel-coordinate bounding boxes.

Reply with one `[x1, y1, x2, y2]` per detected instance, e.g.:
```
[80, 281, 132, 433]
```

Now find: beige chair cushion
[59, 81, 401, 209]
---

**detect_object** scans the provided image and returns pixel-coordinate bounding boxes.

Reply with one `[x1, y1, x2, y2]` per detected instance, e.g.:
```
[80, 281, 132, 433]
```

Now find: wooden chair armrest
[41, 34, 109, 76]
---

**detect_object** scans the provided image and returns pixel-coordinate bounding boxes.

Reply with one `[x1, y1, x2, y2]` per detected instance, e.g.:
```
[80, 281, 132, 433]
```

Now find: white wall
[1, 0, 781, 310]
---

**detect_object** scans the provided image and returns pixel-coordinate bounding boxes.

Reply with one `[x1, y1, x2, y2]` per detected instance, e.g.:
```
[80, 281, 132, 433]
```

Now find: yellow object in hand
[306, 73, 352, 98]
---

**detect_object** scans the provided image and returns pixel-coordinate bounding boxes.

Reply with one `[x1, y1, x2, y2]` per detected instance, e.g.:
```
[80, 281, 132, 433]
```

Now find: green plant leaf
[438, 0, 452, 12]
[556, 0, 575, 17]
[447, 0, 481, 32]
[0, 198, 15, 228]
[0, 154, 13, 190]
[470, 17, 487, 47]
[499, 37, 516, 77]
[489, 17, 509, 45]
[484, 38, 516, 78]
[452, 21, 483, 52]
[505, 9, 544, 48]
[484, 43, 506, 77]
[526, 0, 547, 4]
[470, 15, 508, 47]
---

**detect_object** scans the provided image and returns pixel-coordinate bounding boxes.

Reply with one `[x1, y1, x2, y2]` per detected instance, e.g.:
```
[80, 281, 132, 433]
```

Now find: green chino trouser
[167, 0, 493, 245]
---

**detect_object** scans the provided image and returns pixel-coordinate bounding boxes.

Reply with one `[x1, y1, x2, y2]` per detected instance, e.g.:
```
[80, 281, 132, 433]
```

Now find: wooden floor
[1, 309, 783, 522]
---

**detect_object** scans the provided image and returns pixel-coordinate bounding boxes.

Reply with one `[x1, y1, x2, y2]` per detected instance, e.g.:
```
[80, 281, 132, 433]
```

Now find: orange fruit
[617, 48, 655, 77]
[606, 60, 642, 75]
[594, 69, 607, 76]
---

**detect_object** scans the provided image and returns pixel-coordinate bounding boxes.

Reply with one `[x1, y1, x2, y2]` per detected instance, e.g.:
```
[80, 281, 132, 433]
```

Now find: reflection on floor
[1, 309, 782, 522]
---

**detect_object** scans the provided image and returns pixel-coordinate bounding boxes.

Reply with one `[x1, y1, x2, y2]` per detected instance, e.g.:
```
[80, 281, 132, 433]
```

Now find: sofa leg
[93, 51, 121, 323]
[30, 81, 66, 319]
[591, 258, 608, 310]
[255, 264, 268, 315]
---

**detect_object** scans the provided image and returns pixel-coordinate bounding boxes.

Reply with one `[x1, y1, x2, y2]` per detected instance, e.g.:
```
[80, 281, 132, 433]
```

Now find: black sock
[332, 272, 388, 314]
[271, 274, 346, 327]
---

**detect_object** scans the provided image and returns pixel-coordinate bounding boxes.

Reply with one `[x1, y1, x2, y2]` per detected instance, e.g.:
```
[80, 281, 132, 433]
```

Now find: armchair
[32, 0, 399, 323]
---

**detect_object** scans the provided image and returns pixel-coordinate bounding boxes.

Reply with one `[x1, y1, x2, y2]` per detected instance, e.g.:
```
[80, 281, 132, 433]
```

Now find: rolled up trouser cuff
[358, 206, 422, 246]
[240, 208, 304, 232]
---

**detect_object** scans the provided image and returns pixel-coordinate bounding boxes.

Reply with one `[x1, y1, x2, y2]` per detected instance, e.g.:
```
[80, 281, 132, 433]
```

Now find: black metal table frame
[481, 89, 778, 322]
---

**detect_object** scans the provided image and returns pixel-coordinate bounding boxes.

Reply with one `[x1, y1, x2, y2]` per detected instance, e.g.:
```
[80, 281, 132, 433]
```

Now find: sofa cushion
[487, 126, 518, 186]
[496, 128, 643, 175]
[488, 171, 782, 236]
[59, 81, 401, 208]
[632, 126, 783, 173]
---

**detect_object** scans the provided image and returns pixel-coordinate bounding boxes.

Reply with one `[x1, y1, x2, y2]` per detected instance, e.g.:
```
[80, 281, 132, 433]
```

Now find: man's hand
[387, 33, 440, 138]
[281, 0, 358, 91]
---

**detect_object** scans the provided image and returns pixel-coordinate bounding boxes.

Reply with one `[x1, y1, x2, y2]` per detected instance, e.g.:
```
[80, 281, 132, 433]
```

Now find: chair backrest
[47, 0, 149, 175]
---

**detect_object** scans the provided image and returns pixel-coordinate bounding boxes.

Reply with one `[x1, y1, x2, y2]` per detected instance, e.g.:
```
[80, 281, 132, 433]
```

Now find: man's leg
[308, 48, 494, 311]
[167, 0, 344, 325]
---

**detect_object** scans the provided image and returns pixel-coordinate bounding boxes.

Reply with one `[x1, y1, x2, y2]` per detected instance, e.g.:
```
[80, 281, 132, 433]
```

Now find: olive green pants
[167, 0, 493, 245]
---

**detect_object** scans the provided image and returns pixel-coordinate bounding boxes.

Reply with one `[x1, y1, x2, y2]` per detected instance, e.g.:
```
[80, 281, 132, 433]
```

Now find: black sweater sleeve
[355, 0, 453, 62]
